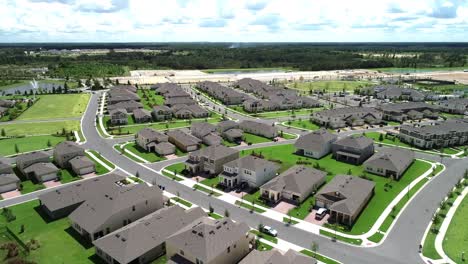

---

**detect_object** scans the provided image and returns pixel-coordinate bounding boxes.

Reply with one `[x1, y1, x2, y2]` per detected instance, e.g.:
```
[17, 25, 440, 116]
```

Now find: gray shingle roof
[93, 206, 205, 264]
[136, 128, 167, 141]
[167, 129, 202, 147]
[295, 129, 337, 152]
[261, 165, 326, 197]
[23, 162, 59, 176]
[0, 173, 20, 186]
[191, 122, 216, 138]
[133, 108, 151, 119]
[15, 151, 50, 166]
[190, 145, 238, 160]
[400, 119, 468, 136]
[316, 175, 375, 215]
[314, 106, 380, 118]
[54, 141, 84, 156]
[166, 217, 250, 263]
[379, 102, 438, 112]
[240, 249, 317, 264]
[69, 156, 95, 169]
[364, 148, 414, 172]
[224, 155, 279, 171]
[333, 135, 373, 150]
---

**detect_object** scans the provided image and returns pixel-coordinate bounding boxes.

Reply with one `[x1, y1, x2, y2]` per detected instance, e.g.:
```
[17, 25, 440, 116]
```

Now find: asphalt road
[1, 90, 466, 264]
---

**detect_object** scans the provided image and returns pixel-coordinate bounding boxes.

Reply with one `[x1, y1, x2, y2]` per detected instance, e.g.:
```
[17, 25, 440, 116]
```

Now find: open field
[443, 192, 468, 263]
[287, 80, 373, 93]
[202, 67, 293, 74]
[0, 200, 102, 264]
[374, 67, 467, 73]
[284, 119, 320, 130]
[0, 135, 66, 156]
[252, 108, 321, 119]
[17, 94, 90, 120]
[0, 120, 80, 136]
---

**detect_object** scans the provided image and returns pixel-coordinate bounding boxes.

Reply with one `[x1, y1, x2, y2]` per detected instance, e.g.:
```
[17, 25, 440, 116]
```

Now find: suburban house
[16, 151, 59, 183]
[295, 129, 338, 159]
[171, 104, 210, 119]
[185, 145, 239, 176]
[260, 165, 326, 205]
[107, 86, 140, 105]
[69, 182, 164, 241]
[217, 121, 244, 143]
[39, 174, 125, 219]
[0, 160, 20, 194]
[133, 108, 152, 123]
[364, 148, 414, 180]
[332, 135, 375, 165]
[374, 85, 426, 101]
[191, 122, 222, 146]
[151, 105, 173, 121]
[399, 119, 468, 149]
[107, 101, 143, 112]
[240, 249, 317, 264]
[93, 206, 205, 264]
[312, 107, 383, 129]
[109, 108, 128, 125]
[135, 128, 170, 152]
[239, 120, 278, 139]
[315, 175, 375, 225]
[0, 99, 15, 108]
[219, 155, 279, 189]
[0, 107, 7, 117]
[167, 129, 202, 152]
[165, 217, 253, 264]
[436, 98, 468, 114]
[378, 102, 439, 122]
[53, 141, 95, 175]
[197, 81, 246, 105]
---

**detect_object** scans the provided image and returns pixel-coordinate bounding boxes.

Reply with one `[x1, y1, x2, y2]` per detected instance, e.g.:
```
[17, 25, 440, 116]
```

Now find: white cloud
[0, 0, 466, 42]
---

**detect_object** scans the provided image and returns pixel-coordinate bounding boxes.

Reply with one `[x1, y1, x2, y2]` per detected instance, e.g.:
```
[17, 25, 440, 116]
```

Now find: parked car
[315, 208, 328, 220]
[261, 225, 278, 237]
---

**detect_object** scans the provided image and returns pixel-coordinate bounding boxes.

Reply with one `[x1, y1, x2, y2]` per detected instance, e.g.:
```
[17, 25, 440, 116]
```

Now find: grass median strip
[300, 249, 341, 264]
[367, 232, 385, 243]
[319, 229, 363, 245]
[208, 212, 223, 219]
[87, 150, 115, 169]
[171, 197, 192, 207]
[194, 184, 222, 197]
[235, 201, 266, 213]
[161, 170, 184, 181]
[282, 217, 299, 225]
[250, 230, 278, 244]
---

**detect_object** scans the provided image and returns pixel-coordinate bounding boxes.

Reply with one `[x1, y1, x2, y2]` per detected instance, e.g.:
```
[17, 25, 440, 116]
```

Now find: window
[227, 246, 231, 253]
[132, 205, 135, 211]
[196, 259, 203, 264]
[180, 250, 184, 256]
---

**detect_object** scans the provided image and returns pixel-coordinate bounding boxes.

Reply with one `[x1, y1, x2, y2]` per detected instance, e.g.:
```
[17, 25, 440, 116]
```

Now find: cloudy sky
[1, 0, 467, 42]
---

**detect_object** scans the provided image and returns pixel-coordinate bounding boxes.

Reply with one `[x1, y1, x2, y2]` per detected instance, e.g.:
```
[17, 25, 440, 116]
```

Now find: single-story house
[364, 148, 414, 180]
[167, 129, 202, 152]
[153, 142, 176, 156]
[295, 129, 338, 159]
[69, 156, 96, 176]
[332, 135, 374, 165]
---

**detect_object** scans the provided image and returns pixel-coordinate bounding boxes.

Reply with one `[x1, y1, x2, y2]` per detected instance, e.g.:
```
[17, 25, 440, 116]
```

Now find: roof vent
[116, 234, 120, 238]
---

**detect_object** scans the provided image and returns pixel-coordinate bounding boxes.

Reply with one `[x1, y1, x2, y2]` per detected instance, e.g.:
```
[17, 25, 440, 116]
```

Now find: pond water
[3, 81, 66, 95]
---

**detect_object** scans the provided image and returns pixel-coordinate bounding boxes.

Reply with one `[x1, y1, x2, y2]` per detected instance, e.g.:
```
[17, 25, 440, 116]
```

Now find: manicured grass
[114, 145, 142, 162]
[20, 180, 46, 194]
[86, 150, 115, 170]
[319, 229, 363, 245]
[59, 169, 81, 184]
[164, 163, 186, 175]
[171, 197, 192, 207]
[300, 249, 341, 264]
[285, 119, 320, 130]
[287, 80, 373, 93]
[242, 189, 270, 208]
[235, 200, 266, 213]
[137, 89, 164, 110]
[280, 132, 297, 139]
[123, 143, 166, 163]
[129, 176, 144, 183]
[0, 200, 101, 264]
[367, 232, 385, 243]
[282, 217, 299, 225]
[0, 120, 80, 136]
[103, 115, 135, 126]
[208, 212, 223, 220]
[440, 112, 465, 119]
[250, 230, 278, 243]
[374, 67, 467, 73]
[241, 144, 432, 235]
[243, 133, 272, 144]
[0, 135, 66, 156]
[438, 148, 460, 155]
[222, 139, 238, 147]
[288, 195, 315, 220]
[443, 193, 468, 263]
[85, 153, 111, 175]
[200, 176, 220, 189]
[253, 108, 320, 119]
[151, 255, 167, 264]
[229, 105, 250, 115]
[161, 170, 184, 181]
[194, 184, 222, 197]
[17, 94, 90, 120]
[256, 241, 273, 251]
[365, 132, 412, 148]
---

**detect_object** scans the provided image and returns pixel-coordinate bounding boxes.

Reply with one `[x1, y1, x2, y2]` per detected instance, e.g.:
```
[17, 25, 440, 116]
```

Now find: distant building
[378, 102, 439, 122]
[185, 145, 239, 176]
[312, 107, 382, 129]
[239, 120, 278, 139]
[197, 81, 246, 105]
[374, 85, 426, 101]
[436, 98, 468, 114]
[295, 129, 337, 159]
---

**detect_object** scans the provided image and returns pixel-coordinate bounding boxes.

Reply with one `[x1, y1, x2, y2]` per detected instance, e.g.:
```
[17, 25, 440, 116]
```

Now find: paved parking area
[164, 154, 179, 160]
[273, 201, 296, 214]
[1, 190, 21, 199]
[304, 209, 330, 226]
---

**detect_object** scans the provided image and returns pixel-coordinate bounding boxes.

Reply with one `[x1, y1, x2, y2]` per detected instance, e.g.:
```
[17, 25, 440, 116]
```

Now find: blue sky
[0, 0, 467, 42]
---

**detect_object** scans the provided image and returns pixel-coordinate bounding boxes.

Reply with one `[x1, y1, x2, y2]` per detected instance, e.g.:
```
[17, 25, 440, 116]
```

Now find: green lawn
[123, 143, 166, 163]
[443, 193, 468, 263]
[151, 255, 167, 264]
[285, 119, 320, 130]
[103, 115, 136, 126]
[202, 67, 292, 74]
[86, 150, 115, 170]
[243, 133, 272, 144]
[300, 249, 341, 264]
[253, 108, 321, 119]
[0, 120, 80, 136]
[136, 89, 164, 110]
[194, 184, 222, 197]
[164, 163, 186, 175]
[242, 189, 270, 208]
[0, 200, 104, 264]
[288, 195, 316, 219]
[440, 112, 465, 119]
[59, 169, 81, 184]
[161, 170, 184, 181]
[0, 135, 66, 156]
[85, 153, 111, 175]
[282, 217, 299, 225]
[171, 197, 192, 207]
[235, 201, 266, 213]
[281, 132, 297, 140]
[287, 80, 373, 93]
[256, 241, 273, 251]
[365, 132, 412, 148]
[320, 229, 363, 245]
[241, 144, 432, 235]
[250, 230, 278, 243]
[208, 212, 223, 219]
[20, 180, 46, 195]
[17, 94, 90, 120]
[367, 232, 385, 243]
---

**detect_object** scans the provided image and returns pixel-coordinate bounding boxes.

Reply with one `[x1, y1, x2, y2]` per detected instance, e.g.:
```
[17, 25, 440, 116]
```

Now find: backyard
[17, 94, 90, 120]
[0, 120, 80, 136]
[0, 135, 67, 156]
[0, 200, 105, 264]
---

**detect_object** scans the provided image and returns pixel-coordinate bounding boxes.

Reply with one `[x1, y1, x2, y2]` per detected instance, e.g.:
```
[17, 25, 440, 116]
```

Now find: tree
[14, 144, 19, 154]
[224, 209, 230, 217]
[1, 128, 5, 137]
[135, 171, 140, 178]
[209, 204, 214, 214]
[47, 139, 52, 148]
[379, 133, 384, 142]
[311, 241, 319, 257]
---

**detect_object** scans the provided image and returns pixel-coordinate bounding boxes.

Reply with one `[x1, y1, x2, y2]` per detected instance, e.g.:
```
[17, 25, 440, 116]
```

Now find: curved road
[1, 91, 466, 264]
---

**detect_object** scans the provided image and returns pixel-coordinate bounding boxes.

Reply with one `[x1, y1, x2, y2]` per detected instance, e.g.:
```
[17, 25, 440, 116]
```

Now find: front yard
[283, 119, 320, 131]
[443, 192, 468, 263]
